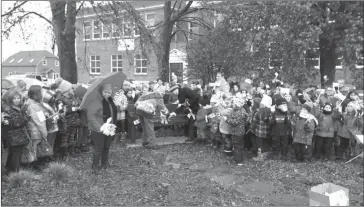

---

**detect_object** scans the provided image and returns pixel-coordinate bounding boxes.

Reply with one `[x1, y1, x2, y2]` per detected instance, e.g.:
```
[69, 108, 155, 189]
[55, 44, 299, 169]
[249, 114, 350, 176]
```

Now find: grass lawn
[1, 139, 363, 206]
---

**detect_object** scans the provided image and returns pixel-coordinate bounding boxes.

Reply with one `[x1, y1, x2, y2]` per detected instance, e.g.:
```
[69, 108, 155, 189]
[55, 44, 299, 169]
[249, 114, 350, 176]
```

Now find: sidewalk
[126, 136, 189, 148]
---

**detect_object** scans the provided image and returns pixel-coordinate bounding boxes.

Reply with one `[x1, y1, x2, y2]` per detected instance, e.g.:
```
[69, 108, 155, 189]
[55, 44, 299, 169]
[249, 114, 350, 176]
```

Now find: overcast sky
[1, 1, 53, 61]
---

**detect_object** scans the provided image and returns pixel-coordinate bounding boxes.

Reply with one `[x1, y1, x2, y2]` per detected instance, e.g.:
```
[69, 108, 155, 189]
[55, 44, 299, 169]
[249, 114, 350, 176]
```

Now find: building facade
[1, 50, 60, 83]
[75, 1, 207, 83]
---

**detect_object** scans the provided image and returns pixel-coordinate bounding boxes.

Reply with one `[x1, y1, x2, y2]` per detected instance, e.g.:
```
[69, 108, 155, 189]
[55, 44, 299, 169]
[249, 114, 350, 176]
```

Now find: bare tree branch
[1, 1, 28, 17]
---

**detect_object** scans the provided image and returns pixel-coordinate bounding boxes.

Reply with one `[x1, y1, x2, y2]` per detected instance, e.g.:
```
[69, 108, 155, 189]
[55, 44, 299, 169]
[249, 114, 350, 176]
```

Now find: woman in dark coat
[87, 84, 117, 174]
[169, 85, 201, 142]
[3, 90, 30, 173]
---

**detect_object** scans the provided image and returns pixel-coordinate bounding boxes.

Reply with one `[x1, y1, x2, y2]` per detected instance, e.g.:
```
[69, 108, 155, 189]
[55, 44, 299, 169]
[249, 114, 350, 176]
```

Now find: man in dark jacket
[169, 84, 201, 142]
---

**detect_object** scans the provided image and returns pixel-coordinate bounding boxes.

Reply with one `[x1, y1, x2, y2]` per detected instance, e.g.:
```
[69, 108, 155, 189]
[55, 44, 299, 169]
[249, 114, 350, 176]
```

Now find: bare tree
[89, 1, 215, 82]
[2, 0, 85, 84]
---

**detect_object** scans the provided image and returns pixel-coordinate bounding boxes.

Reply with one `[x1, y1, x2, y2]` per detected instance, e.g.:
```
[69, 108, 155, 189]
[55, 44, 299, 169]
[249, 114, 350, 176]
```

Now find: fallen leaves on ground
[1, 139, 363, 206]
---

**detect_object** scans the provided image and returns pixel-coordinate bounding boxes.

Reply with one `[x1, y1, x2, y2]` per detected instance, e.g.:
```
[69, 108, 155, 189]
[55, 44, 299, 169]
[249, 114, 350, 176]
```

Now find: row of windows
[83, 13, 156, 41]
[89, 54, 148, 75]
[253, 43, 363, 69]
[8, 58, 59, 66]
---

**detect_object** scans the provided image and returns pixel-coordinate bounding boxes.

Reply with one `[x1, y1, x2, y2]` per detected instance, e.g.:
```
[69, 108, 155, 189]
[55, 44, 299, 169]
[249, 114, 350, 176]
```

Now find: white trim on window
[53, 73, 60, 79]
[93, 20, 101, 40]
[111, 54, 123, 72]
[188, 22, 199, 40]
[102, 19, 111, 39]
[134, 53, 148, 75]
[83, 21, 91, 41]
[55, 60, 59, 66]
[145, 12, 155, 29]
[42, 59, 47, 65]
[268, 42, 283, 69]
[90, 55, 101, 74]
[356, 50, 363, 69]
[305, 48, 320, 70]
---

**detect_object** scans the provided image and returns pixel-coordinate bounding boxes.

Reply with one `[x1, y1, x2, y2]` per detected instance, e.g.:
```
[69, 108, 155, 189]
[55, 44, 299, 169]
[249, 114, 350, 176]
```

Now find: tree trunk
[158, 1, 173, 82]
[50, 1, 78, 84]
[319, 36, 337, 88]
[63, 1, 78, 84]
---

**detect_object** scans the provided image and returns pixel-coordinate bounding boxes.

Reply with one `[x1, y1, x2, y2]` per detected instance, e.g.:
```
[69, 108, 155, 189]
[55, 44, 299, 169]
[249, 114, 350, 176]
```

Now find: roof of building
[2, 50, 58, 67]
[78, 1, 165, 17]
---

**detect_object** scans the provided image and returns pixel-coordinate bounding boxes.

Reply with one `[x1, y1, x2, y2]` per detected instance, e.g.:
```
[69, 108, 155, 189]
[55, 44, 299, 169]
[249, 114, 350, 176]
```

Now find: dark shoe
[143, 142, 160, 150]
[185, 138, 194, 143]
[101, 162, 110, 170]
[142, 142, 150, 147]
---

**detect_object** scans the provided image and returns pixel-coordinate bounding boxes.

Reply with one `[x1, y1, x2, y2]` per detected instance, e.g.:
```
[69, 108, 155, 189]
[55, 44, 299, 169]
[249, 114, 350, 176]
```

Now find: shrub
[44, 162, 74, 183]
[7, 170, 37, 189]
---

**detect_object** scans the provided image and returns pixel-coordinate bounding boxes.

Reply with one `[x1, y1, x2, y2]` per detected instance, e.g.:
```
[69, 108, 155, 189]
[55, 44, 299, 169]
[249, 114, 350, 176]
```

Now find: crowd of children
[191, 74, 363, 165]
[1, 74, 363, 175]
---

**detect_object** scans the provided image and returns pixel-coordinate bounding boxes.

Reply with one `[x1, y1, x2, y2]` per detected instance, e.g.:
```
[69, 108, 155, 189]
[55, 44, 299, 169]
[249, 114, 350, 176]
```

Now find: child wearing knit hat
[336, 101, 363, 160]
[268, 97, 292, 160]
[313, 102, 338, 161]
[292, 103, 316, 162]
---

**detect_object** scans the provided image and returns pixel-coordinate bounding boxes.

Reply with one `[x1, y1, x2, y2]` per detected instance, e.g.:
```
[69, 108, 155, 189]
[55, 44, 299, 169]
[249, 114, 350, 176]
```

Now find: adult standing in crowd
[135, 89, 169, 148]
[87, 83, 117, 174]
[169, 84, 201, 142]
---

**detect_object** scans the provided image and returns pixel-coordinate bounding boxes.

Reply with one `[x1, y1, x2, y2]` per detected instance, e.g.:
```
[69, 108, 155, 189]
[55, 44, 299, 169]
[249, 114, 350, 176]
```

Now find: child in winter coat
[114, 88, 129, 142]
[219, 95, 233, 155]
[3, 90, 30, 173]
[336, 102, 362, 160]
[269, 98, 292, 160]
[250, 100, 272, 161]
[194, 98, 212, 144]
[59, 88, 81, 158]
[293, 104, 317, 162]
[313, 102, 338, 161]
[226, 98, 248, 165]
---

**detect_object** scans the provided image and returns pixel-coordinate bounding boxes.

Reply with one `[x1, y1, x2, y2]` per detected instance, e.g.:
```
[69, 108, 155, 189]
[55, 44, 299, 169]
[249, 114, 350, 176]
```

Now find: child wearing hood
[269, 97, 292, 160]
[313, 102, 338, 161]
[293, 104, 317, 162]
[226, 98, 249, 164]
[58, 84, 82, 158]
[336, 102, 362, 160]
[251, 97, 272, 161]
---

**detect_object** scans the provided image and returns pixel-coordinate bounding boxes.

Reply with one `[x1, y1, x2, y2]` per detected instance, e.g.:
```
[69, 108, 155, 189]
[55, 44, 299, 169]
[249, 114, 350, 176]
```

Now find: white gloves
[100, 117, 117, 136]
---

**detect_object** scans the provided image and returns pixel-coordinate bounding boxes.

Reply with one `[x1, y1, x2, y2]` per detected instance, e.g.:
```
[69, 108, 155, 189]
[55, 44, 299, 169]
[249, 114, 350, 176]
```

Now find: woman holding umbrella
[86, 83, 117, 174]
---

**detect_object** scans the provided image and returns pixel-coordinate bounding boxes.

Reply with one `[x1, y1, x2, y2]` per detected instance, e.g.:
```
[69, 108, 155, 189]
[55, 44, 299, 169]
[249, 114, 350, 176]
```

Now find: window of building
[169, 63, 183, 82]
[188, 22, 199, 40]
[17, 58, 23, 63]
[83, 21, 91, 40]
[356, 49, 363, 68]
[42, 60, 47, 65]
[268, 42, 283, 69]
[29, 59, 34, 63]
[123, 20, 133, 37]
[90, 55, 101, 74]
[134, 54, 147, 75]
[53, 73, 60, 79]
[335, 49, 343, 69]
[111, 55, 123, 72]
[102, 20, 111, 39]
[112, 18, 121, 38]
[93, 20, 101, 39]
[145, 13, 155, 28]
[305, 48, 320, 69]
[55, 60, 59, 66]
[9, 58, 15, 63]
[8, 72, 12, 76]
